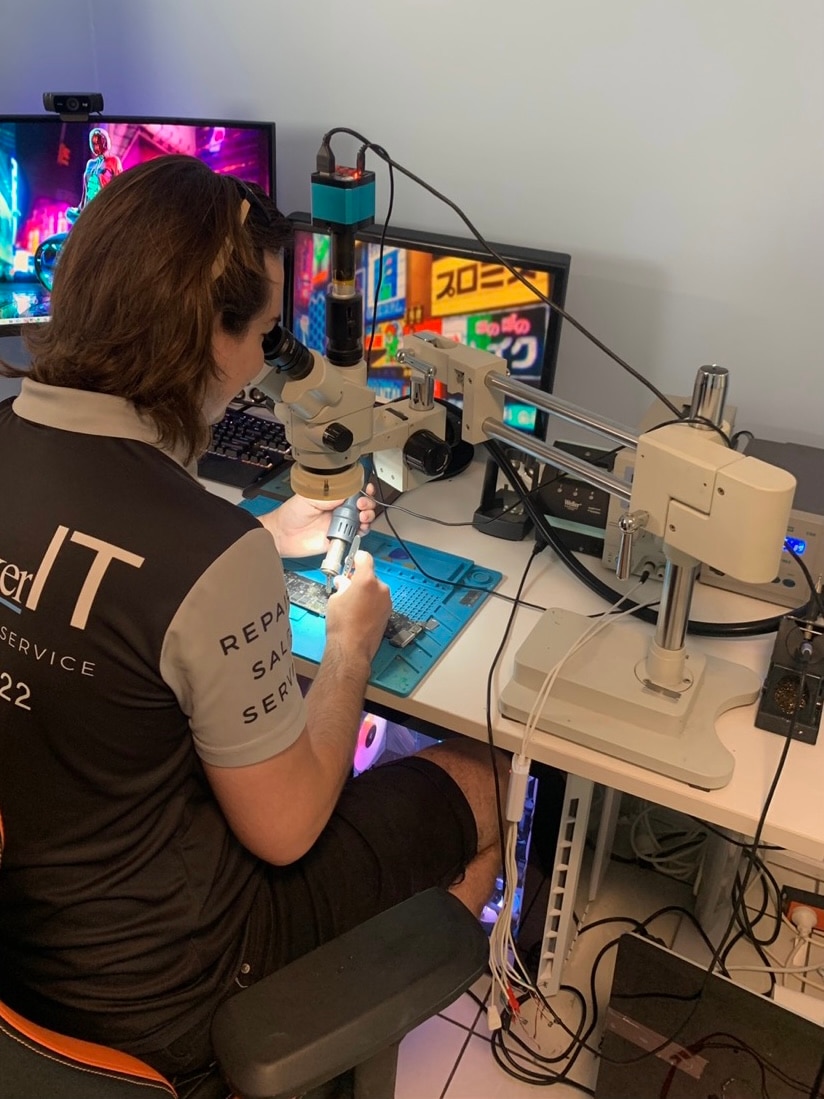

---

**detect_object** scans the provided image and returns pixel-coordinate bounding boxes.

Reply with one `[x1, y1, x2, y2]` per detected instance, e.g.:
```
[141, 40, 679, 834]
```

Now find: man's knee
[414, 738, 510, 850]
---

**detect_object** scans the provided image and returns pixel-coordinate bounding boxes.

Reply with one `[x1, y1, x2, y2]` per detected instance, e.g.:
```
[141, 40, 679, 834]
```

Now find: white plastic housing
[631, 424, 796, 583]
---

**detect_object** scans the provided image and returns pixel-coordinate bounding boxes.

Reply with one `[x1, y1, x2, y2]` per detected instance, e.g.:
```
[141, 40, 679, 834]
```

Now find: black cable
[695, 818, 784, 851]
[702, 659, 809, 988]
[659, 1031, 813, 1096]
[645, 415, 733, 448]
[373, 480, 548, 611]
[363, 155, 394, 369]
[320, 127, 683, 419]
[731, 428, 755, 451]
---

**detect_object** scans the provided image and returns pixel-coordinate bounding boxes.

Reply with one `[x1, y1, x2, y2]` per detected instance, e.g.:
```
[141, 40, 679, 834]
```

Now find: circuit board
[284, 571, 426, 649]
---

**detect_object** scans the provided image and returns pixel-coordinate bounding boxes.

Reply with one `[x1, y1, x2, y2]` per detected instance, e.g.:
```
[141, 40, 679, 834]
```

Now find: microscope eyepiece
[262, 325, 315, 380]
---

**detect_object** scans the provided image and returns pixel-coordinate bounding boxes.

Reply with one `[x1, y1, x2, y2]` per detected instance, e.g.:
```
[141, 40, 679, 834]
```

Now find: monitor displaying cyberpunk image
[0, 116, 276, 331]
[287, 215, 570, 434]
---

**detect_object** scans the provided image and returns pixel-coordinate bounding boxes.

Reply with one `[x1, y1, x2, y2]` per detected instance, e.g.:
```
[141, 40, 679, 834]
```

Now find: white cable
[520, 589, 659, 757]
[725, 957, 824, 976]
[491, 585, 660, 1016]
[627, 804, 707, 881]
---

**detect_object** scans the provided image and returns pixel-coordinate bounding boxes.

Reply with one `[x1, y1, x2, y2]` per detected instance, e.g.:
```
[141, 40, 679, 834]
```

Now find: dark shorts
[158, 754, 478, 1079]
[246, 754, 479, 975]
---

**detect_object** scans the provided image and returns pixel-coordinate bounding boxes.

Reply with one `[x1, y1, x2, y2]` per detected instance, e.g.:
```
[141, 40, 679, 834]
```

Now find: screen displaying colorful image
[0, 116, 276, 330]
[288, 217, 570, 434]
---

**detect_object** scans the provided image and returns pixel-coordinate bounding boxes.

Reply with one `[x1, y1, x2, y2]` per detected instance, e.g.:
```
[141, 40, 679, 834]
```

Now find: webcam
[42, 92, 104, 118]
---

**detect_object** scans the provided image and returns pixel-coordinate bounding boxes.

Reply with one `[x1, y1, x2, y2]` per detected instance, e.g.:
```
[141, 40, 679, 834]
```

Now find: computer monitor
[0, 115, 277, 334]
[284, 212, 571, 437]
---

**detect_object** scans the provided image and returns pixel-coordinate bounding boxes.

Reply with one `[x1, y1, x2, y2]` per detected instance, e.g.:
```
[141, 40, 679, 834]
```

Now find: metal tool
[320, 494, 361, 593]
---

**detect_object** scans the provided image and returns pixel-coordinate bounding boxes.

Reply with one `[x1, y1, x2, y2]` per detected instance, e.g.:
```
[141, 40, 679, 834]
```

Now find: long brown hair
[0, 155, 292, 463]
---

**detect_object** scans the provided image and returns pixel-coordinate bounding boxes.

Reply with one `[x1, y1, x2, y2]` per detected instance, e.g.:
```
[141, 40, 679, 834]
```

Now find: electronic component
[535, 441, 613, 555]
[753, 611, 824, 743]
[284, 571, 425, 649]
[42, 92, 104, 118]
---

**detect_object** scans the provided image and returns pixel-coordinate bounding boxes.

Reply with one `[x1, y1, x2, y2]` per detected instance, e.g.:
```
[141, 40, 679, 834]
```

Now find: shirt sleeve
[159, 526, 307, 767]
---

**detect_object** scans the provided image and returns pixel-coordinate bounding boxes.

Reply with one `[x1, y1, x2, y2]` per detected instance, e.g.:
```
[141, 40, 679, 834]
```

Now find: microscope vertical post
[647, 367, 730, 690]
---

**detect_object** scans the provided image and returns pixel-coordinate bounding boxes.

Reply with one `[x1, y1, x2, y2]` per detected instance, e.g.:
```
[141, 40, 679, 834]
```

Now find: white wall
[3, 0, 822, 446]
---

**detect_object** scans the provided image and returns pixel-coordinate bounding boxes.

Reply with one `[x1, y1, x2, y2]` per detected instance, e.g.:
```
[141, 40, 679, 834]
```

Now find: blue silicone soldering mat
[240, 497, 502, 697]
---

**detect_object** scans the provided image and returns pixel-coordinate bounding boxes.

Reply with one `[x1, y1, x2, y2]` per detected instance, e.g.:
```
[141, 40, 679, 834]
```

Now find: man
[0, 154, 508, 1077]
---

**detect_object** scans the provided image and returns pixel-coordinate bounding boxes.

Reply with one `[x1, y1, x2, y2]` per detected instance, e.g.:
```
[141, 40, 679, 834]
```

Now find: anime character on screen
[34, 128, 123, 291]
[66, 129, 123, 223]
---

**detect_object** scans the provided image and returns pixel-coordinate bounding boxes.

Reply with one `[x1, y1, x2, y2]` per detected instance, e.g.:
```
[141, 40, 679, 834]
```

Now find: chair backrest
[0, 811, 178, 1098]
[0, 998, 178, 1098]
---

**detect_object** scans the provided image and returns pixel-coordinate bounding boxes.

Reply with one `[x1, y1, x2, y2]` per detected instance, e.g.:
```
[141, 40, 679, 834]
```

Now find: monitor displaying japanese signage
[0, 115, 276, 334]
[285, 213, 571, 435]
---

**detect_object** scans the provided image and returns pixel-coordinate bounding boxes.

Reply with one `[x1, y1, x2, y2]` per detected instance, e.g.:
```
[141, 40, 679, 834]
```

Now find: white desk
[206, 458, 824, 987]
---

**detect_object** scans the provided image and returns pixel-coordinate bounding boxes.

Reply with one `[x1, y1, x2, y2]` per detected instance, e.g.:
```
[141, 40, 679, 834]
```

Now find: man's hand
[325, 550, 392, 663]
[260, 485, 378, 559]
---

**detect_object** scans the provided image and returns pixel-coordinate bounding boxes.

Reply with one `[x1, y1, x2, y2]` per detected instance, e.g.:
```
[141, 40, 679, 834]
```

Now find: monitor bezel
[283, 210, 571, 440]
[0, 113, 277, 337]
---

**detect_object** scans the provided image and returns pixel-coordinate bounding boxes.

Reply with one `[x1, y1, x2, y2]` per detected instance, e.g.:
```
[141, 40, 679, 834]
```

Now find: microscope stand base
[499, 608, 758, 789]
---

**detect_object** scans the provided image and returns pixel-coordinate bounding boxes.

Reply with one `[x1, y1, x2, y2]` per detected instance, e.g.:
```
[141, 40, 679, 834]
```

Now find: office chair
[0, 886, 489, 1099]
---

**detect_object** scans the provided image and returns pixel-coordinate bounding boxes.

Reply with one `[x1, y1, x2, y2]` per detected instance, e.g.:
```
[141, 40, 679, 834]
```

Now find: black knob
[322, 423, 354, 453]
[403, 430, 451, 477]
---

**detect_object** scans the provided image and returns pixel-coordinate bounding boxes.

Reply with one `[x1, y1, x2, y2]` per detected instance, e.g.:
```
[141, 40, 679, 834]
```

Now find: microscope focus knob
[403, 430, 451, 477]
[322, 423, 355, 453]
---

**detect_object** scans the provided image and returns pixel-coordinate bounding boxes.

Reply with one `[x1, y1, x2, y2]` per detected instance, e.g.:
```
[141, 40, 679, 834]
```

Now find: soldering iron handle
[326, 494, 361, 544]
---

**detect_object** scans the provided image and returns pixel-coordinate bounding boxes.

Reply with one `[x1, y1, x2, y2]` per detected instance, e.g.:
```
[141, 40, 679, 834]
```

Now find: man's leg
[413, 739, 510, 916]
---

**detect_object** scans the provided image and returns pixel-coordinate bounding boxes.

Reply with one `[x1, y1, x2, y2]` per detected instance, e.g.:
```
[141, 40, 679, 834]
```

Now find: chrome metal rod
[651, 365, 727, 660]
[689, 365, 728, 426]
[655, 560, 699, 651]
[485, 372, 638, 449]
[483, 419, 632, 501]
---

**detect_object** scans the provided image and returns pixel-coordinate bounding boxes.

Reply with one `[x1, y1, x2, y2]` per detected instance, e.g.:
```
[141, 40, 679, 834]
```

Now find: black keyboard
[197, 405, 291, 489]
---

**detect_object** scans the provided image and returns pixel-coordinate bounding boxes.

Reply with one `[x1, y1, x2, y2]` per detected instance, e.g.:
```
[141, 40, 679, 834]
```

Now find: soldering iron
[320, 493, 362, 592]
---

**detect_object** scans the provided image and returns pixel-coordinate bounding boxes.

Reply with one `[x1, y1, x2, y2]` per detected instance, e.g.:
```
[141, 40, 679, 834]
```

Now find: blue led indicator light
[785, 536, 807, 555]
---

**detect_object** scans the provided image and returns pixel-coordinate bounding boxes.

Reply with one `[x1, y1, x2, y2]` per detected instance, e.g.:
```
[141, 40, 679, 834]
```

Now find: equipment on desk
[754, 589, 824, 744]
[604, 403, 824, 609]
[601, 389, 738, 582]
[246, 130, 798, 790]
[700, 437, 824, 607]
[256, 324, 795, 786]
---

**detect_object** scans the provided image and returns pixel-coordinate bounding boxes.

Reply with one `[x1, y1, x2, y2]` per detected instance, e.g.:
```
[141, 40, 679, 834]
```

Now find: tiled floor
[393, 841, 824, 1099]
